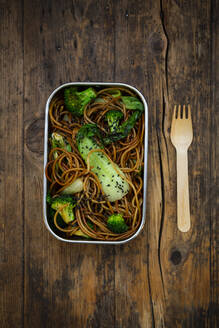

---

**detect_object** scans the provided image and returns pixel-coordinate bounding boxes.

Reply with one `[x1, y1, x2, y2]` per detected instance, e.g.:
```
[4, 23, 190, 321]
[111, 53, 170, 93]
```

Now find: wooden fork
[170, 105, 193, 232]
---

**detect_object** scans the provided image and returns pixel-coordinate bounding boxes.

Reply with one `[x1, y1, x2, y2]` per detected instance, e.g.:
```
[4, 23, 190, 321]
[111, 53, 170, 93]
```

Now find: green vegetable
[50, 132, 71, 160]
[74, 229, 90, 238]
[50, 132, 84, 193]
[76, 123, 103, 142]
[47, 205, 67, 233]
[46, 191, 52, 204]
[121, 96, 144, 111]
[61, 178, 84, 195]
[51, 132, 72, 152]
[105, 110, 124, 133]
[107, 213, 128, 233]
[64, 87, 97, 116]
[107, 89, 121, 98]
[103, 111, 141, 144]
[74, 221, 94, 239]
[118, 110, 142, 136]
[50, 195, 75, 224]
[94, 89, 121, 104]
[103, 96, 144, 144]
[46, 192, 69, 235]
[76, 124, 129, 202]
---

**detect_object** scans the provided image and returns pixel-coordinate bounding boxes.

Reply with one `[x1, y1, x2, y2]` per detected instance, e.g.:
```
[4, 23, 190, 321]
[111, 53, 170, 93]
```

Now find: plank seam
[160, 0, 169, 97]
[156, 128, 166, 302]
[146, 240, 155, 328]
[209, 0, 219, 325]
[22, 0, 25, 326]
[160, 0, 170, 175]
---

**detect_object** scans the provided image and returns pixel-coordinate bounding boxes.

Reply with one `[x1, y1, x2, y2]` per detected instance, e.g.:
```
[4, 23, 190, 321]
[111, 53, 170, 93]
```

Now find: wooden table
[1, 0, 218, 327]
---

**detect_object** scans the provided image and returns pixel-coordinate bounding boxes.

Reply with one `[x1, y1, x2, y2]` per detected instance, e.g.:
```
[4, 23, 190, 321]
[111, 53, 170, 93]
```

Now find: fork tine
[187, 104, 191, 119]
[173, 105, 177, 119]
[178, 105, 181, 119]
[182, 105, 186, 118]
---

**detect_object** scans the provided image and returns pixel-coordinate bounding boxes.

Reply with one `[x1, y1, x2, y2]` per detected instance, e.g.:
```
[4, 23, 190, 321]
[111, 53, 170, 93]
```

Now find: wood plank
[113, 1, 165, 327]
[23, 1, 116, 327]
[159, 0, 213, 326]
[114, 0, 217, 326]
[0, 0, 24, 327]
[210, 0, 219, 326]
[20, 0, 218, 327]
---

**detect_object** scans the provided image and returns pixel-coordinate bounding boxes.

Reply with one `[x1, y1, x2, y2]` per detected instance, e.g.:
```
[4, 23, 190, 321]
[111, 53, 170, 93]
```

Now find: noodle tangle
[45, 87, 145, 241]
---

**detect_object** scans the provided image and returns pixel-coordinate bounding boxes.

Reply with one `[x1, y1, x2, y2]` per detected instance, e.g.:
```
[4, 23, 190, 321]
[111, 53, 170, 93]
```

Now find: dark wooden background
[0, 0, 218, 327]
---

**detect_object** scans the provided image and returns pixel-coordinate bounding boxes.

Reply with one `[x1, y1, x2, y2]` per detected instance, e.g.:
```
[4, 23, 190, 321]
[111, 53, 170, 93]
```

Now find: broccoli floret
[76, 123, 103, 143]
[121, 96, 144, 111]
[50, 195, 75, 224]
[118, 110, 142, 137]
[103, 96, 144, 144]
[107, 213, 128, 233]
[46, 191, 52, 204]
[103, 111, 142, 144]
[105, 110, 124, 133]
[46, 193, 69, 235]
[76, 124, 129, 202]
[64, 87, 97, 116]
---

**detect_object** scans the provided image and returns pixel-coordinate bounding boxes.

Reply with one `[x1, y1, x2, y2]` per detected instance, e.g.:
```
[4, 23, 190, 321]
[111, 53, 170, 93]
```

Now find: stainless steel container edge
[43, 82, 148, 244]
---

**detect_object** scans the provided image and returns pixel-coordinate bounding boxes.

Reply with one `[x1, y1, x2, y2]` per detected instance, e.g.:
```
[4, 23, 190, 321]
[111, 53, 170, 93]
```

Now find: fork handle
[176, 149, 191, 232]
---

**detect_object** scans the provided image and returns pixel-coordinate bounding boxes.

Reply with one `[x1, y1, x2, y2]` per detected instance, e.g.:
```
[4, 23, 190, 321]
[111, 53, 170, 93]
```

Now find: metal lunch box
[43, 82, 148, 244]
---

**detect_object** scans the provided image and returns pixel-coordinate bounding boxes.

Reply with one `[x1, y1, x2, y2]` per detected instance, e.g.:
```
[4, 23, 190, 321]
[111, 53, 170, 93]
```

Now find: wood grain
[0, 1, 24, 327]
[23, 1, 115, 327]
[0, 0, 218, 327]
[210, 0, 219, 326]
[161, 1, 216, 326]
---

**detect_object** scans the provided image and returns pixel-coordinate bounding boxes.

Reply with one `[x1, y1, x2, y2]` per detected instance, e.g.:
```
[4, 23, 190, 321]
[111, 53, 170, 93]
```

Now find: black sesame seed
[107, 184, 110, 187]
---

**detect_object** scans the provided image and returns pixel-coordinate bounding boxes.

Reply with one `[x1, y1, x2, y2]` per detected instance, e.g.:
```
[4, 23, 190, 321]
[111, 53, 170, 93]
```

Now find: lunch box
[43, 82, 148, 244]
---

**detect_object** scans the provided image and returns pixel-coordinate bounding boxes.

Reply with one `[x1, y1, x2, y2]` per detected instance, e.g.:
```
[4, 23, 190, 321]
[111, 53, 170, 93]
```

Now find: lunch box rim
[43, 82, 148, 245]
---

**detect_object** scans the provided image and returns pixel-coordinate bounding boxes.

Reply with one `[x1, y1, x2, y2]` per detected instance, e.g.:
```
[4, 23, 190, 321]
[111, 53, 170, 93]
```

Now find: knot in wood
[170, 250, 182, 265]
[26, 118, 44, 155]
